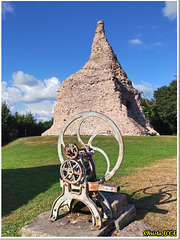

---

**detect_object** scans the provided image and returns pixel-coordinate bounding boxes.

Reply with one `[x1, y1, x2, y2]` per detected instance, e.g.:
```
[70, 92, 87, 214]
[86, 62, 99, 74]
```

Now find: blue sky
[1, 1, 177, 121]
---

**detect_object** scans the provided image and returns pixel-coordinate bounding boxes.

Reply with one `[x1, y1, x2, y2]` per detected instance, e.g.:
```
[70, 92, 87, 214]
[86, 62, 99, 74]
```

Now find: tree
[154, 79, 177, 134]
[1, 101, 54, 145]
[36, 118, 53, 135]
[141, 78, 177, 135]
[14, 112, 37, 137]
[1, 102, 17, 145]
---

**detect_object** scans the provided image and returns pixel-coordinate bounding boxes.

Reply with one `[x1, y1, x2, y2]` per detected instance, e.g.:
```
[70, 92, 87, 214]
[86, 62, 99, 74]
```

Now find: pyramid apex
[97, 20, 104, 24]
[96, 20, 104, 32]
[89, 20, 116, 63]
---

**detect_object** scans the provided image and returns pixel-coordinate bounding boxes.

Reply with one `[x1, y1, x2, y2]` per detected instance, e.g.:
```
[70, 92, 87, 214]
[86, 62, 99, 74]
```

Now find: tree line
[1, 103, 53, 146]
[1, 78, 177, 146]
[141, 78, 177, 135]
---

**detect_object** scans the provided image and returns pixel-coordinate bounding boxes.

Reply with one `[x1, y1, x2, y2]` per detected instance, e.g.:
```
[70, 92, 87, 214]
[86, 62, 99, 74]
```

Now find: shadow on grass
[2, 165, 60, 217]
[2, 164, 177, 223]
[124, 184, 177, 221]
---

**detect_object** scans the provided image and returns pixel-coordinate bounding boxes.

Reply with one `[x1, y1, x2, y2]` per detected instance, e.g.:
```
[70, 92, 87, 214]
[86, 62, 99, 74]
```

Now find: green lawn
[1, 135, 177, 237]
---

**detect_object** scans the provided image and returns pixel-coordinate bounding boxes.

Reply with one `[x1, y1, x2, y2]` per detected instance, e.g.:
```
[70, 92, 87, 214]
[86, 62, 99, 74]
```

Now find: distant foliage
[141, 78, 177, 135]
[1, 102, 18, 145]
[36, 119, 54, 135]
[154, 79, 177, 134]
[14, 112, 37, 138]
[1, 102, 53, 145]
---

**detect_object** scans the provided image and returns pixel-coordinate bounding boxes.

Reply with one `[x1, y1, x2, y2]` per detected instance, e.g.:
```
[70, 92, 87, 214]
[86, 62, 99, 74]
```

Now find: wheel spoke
[67, 160, 72, 168]
[72, 174, 76, 181]
[62, 167, 68, 171]
[77, 117, 87, 146]
[64, 173, 69, 179]
[60, 159, 83, 184]
[87, 130, 112, 176]
[73, 162, 79, 169]
[91, 145, 110, 175]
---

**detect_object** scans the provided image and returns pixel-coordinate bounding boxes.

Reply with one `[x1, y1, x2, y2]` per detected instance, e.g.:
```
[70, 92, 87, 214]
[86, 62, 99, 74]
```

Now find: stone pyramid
[42, 20, 158, 136]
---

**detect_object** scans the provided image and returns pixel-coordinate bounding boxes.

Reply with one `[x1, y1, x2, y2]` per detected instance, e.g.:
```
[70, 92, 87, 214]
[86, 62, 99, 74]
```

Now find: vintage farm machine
[50, 112, 124, 229]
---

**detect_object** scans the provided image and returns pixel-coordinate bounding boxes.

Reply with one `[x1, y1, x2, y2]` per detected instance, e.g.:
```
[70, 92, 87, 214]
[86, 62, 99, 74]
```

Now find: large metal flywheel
[50, 112, 124, 229]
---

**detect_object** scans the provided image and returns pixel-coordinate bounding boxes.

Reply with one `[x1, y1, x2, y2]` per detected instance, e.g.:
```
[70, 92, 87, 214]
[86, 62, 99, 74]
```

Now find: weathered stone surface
[114, 204, 136, 230]
[112, 220, 153, 237]
[19, 192, 136, 237]
[19, 210, 114, 237]
[101, 192, 127, 218]
[20, 213, 151, 237]
[42, 20, 158, 136]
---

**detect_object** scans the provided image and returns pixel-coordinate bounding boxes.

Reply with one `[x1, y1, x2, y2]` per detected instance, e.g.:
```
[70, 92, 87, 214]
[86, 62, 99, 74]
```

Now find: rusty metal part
[50, 180, 102, 228]
[60, 159, 84, 184]
[88, 182, 120, 193]
[64, 143, 79, 159]
[79, 145, 97, 182]
[50, 111, 124, 229]
[97, 192, 113, 219]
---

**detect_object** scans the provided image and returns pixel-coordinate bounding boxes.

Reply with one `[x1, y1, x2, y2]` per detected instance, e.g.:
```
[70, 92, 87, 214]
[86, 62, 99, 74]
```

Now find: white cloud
[154, 42, 161, 46]
[6, 86, 22, 102]
[1, 82, 10, 102]
[11, 71, 61, 102]
[129, 39, 161, 49]
[24, 100, 56, 121]
[1, 81, 21, 103]
[12, 71, 38, 87]
[129, 39, 142, 45]
[162, 1, 177, 21]
[146, 42, 162, 49]
[133, 80, 154, 99]
[2, 2, 14, 19]
[2, 71, 61, 121]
